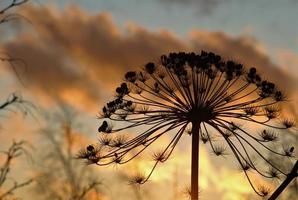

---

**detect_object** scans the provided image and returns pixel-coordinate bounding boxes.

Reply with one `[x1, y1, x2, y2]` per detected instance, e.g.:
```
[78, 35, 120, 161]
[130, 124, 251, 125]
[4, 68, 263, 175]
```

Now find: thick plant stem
[191, 122, 200, 200]
[268, 160, 298, 200]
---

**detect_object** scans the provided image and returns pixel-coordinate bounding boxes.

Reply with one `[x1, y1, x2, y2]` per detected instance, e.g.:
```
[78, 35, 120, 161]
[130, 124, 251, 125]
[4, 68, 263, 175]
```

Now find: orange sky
[0, 2, 298, 200]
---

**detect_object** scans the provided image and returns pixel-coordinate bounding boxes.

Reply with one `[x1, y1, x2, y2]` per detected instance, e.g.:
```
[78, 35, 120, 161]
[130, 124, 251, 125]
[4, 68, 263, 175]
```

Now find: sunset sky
[0, 0, 297, 200]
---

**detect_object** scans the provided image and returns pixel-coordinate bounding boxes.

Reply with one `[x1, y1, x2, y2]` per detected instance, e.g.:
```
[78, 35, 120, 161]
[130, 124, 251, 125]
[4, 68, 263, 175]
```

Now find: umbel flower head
[79, 51, 296, 199]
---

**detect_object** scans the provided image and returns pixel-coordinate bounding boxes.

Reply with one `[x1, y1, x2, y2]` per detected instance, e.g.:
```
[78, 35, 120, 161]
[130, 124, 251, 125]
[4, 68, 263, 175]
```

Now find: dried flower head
[182, 185, 192, 200]
[258, 185, 271, 197]
[259, 130, 278, 142]
[211, 144, 228, 157]
[81, 51, 296, 198]
[266, 167, 280, 179]
[283, 146, 295, 158]
[151, 150, 168, 162]
[128, 172, 147, 185]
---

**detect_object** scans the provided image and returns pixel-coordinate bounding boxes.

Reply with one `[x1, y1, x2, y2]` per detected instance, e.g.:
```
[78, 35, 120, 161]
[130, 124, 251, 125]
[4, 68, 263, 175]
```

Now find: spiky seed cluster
[79, 51, 296, 197]
[77, 145, 101, 165]
[258, 185, 271, 197]
[128, 173, 147, 185]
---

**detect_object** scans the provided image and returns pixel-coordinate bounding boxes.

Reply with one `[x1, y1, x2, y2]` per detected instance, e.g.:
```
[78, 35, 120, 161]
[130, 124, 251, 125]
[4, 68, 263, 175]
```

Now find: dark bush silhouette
[79, 51, 296, 200]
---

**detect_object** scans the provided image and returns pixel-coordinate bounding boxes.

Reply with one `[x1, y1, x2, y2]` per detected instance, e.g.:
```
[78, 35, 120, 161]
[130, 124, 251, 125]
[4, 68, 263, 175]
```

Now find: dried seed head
[212, 144, 227, 156]
[282, 119, 295, 129]
[184, 127, 192, 136]
[283, 146, 295, 157]
[112, 135, 127, 148]
[98, 135, 112, 147]
[238, 160, 254, 172]
[81, 51, 296, 197]
[182, 185, 192, 200]
[125, 71, 137, 83]
[98, 121, 108, 132]
[151, 150, 167, 162]
[264, 106, 280, 119]
[229, 122, 241, 131]
[76, 149, 91, 159]
[153, 82, 160, 93]
[145, 62, 156, 74]
[243, 106, 259, 116]
[200, 133, 209, 143]
[128, 173, 146, 185]
[113, 153, 123, 164]
[87, 145, 95, 152]
[258, 185, 271, 197]
[77, 145, 101, 165]
[222, 130, 233, 138]
[266, 167, 280, 179]
[274, 90, 286, 101]
[259, 130, 278, 142]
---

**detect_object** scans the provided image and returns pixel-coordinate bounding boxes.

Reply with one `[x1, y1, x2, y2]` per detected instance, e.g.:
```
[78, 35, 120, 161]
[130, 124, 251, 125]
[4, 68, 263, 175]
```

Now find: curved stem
[191, 122, 200, 200]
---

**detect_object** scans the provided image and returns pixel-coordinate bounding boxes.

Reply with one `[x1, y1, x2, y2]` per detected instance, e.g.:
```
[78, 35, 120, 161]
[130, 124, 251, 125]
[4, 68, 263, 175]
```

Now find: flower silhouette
[79, 51, 295, 200]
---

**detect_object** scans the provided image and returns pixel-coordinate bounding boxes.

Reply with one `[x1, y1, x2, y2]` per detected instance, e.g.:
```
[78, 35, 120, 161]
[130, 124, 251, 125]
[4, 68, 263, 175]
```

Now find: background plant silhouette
[33, 104, 105, 200]
[1, 0, 29, 83]
[79, 51, 296, 200]
[0, 1, 34, 199]
[0, 141, 33, 200]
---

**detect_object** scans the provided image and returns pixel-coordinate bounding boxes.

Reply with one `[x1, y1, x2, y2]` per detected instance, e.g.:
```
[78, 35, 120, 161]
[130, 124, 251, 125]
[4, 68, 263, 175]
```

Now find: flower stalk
[191, 122, 200, 200]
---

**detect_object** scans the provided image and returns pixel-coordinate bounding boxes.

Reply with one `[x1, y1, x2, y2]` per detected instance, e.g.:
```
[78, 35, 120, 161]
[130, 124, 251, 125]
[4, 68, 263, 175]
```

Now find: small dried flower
[128, 173, 146, 185]
[151, 150, 167, 162]
[266, 167, 280, 179]
[98, 135, 112, 147]
[259, 130, 278, 142]
[200, 133, 209, 143]
[212, 144, 228, 157]
[283, 146, 295, 157]
[258, 185, 271, 197]
[243, 106, 259, 116]
[282, 119, 295, 129]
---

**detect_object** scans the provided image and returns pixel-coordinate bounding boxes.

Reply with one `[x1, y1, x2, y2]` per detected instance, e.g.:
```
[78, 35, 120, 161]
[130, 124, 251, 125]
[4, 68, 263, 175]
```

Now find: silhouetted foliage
[34, 105, 104, 200]
[1, 0, 29, 83]
[0, 0, 28, 17]
[0, 93, 33, 120]
[0, 1, 33, 200]
[0, 0, 32, 119]
[80, 51, 296, 199]
[0, 141, 33, 200]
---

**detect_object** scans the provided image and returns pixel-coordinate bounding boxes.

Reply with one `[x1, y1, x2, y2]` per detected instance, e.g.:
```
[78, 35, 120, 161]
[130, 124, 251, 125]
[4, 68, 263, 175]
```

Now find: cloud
[276, 48, 298, 78]
[3, 5, 187, 111]
[3, 5, 297, 112]
[4, 33, 100, 110]
[189, 30, 297, 92]
[158, 0, 227, 14]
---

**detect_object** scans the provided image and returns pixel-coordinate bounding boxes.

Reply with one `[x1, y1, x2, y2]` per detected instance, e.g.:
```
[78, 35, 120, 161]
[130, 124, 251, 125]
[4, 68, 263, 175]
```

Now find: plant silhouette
[34, 104, 104, 200]
[79, 51, 296, 200]
[0, 1, 33, 198]
[0, 141, 33, 200]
